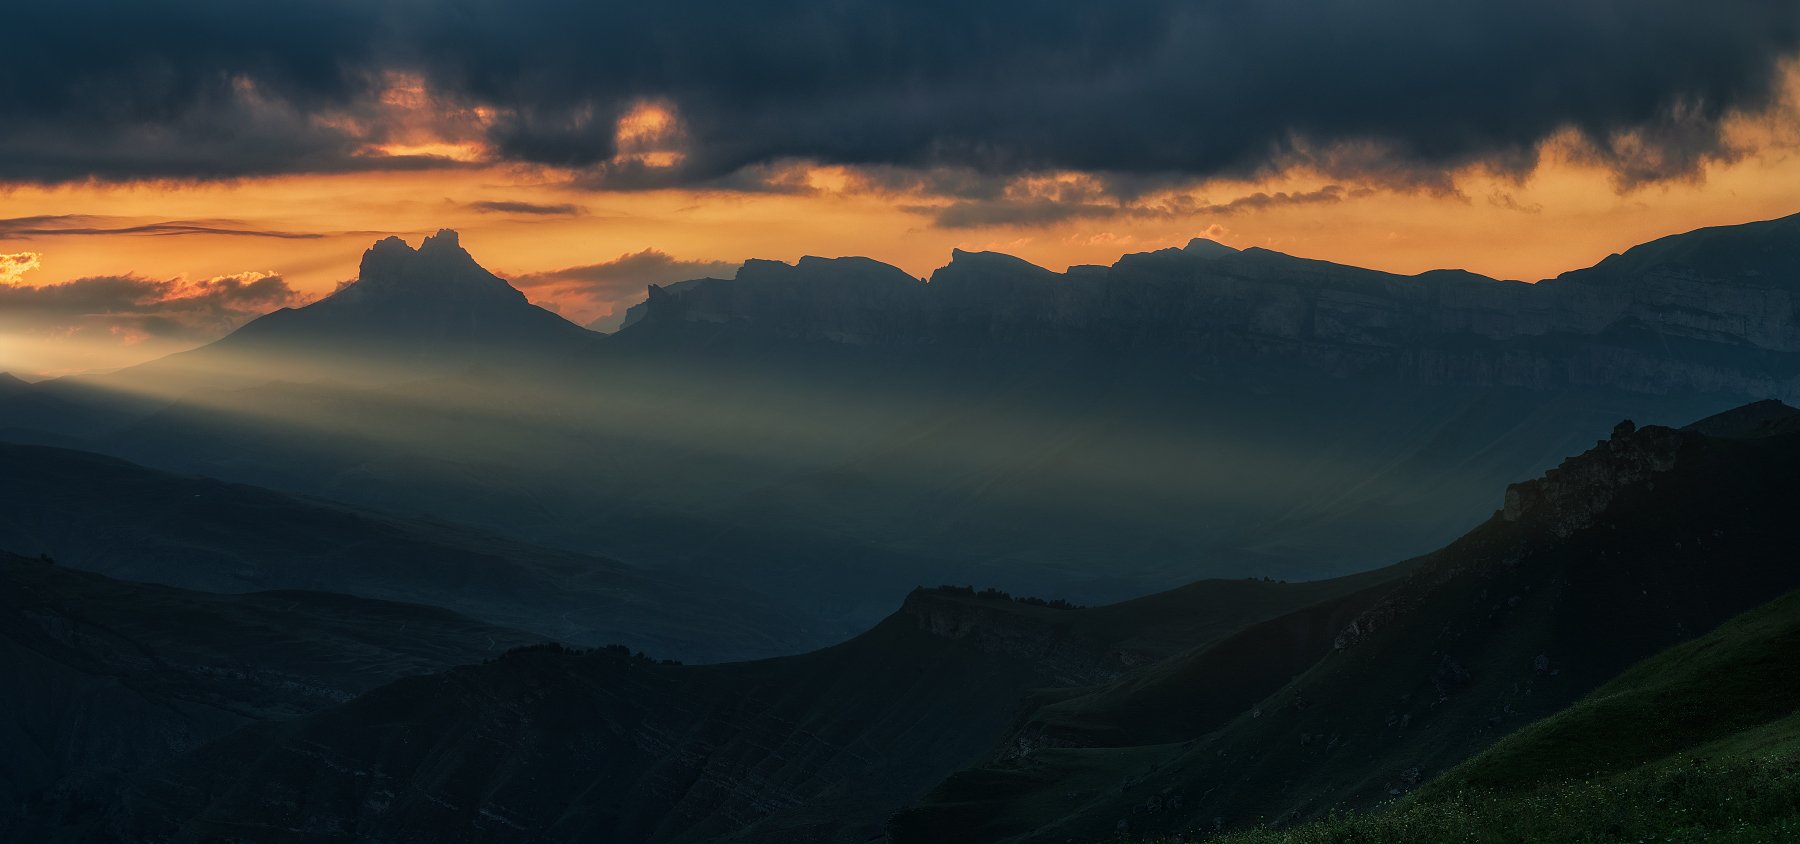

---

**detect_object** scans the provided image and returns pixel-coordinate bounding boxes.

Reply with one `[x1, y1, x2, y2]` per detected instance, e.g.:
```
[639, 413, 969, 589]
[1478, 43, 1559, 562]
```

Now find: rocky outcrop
[1339, 421, 1691, 653]
[1502, 421, 1686, 536]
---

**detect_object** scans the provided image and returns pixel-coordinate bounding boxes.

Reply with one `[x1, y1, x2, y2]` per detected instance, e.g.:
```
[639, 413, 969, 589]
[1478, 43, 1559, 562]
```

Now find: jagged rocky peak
[1501, 420, 1687, 535]
[333, 228, 524, 305]
[418, 227, 462, 253]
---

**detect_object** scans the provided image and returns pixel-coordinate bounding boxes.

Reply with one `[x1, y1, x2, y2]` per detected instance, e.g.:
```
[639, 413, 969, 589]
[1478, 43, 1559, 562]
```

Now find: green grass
[1175, 717, 1800, 843]
[1132, 588, 1800, 844]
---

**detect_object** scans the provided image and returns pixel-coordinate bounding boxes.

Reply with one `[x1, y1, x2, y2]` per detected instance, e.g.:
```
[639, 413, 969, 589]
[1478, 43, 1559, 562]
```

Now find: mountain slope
[1186, 583, 1800, 844]
[0, 442, 799, 662]
[893, 404, 1800, 841]
[0, 552, 541, 828]
[52, 573, 1401, 843]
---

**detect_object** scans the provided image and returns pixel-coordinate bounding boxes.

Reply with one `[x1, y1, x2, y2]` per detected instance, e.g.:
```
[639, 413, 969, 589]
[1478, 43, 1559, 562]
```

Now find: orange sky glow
[4, 68, 1800, 379]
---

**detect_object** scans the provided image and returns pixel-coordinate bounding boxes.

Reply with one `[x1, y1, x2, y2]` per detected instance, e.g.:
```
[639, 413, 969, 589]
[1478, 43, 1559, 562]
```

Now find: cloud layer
[6, 1, 1798, 191]
[0, 216, 329, 239]
[0, 271, 304, 344]
[509, 249, 739, 331]
[0, 253, 41, 284]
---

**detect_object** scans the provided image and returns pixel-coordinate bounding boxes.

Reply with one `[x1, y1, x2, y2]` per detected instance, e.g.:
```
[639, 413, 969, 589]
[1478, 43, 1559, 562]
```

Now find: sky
[4, 1, 1800, 378]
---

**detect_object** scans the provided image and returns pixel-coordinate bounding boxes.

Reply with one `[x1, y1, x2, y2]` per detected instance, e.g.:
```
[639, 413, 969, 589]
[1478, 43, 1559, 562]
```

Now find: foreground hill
[891, 403, 1800, 840]
[49, 573, 1399, 843]
[0, 552, 541, 830]
[0, 443, 799, 662]
[1182, 583, 1800, 843]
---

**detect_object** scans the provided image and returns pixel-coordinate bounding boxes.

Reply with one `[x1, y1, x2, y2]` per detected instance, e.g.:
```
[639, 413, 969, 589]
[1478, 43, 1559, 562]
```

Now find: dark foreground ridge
[0, 552, 542, 829]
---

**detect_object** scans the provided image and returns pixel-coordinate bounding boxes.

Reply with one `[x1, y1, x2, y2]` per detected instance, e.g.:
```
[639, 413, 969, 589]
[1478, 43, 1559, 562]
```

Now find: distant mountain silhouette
[618, 214, 1800, 398]
[122, 229, 596, 391]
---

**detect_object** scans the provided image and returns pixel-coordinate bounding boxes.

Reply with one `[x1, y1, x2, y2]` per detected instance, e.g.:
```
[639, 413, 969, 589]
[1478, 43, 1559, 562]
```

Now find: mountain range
[5, 215, 1800, 840]
[5, 215, 1800, 649]
[620, 212, 1800, 397]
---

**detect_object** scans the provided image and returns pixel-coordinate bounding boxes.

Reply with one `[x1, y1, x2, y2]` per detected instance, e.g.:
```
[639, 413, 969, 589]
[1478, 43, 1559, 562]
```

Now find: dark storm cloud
[919, 184, 1368, 229]
[5, 1, 1798, 189]
[466, 201, 588, 216]
[0, 272, 303, 340]
[0, 216, 327, 239]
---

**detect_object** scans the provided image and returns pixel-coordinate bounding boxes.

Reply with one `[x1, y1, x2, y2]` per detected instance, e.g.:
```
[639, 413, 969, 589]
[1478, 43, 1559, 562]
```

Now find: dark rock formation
[1502, 423, 1686, 534]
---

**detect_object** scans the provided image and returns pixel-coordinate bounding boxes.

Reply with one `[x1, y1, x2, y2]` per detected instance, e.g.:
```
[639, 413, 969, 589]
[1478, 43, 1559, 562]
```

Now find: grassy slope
[1152, 586, 1800, 843]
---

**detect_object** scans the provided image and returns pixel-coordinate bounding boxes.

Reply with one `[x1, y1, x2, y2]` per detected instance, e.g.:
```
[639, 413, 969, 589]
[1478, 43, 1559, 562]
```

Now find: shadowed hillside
[891, 403, 1800, 841]
[46, 572, 1399, 843]
[0, 552, 542, 830]
[1164, 583, 1800, 843]
[16, 404, 1800, 843]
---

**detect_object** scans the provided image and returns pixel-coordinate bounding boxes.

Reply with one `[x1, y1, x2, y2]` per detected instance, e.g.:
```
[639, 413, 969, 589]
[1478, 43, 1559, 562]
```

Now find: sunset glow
[5, 20, 1800, 378]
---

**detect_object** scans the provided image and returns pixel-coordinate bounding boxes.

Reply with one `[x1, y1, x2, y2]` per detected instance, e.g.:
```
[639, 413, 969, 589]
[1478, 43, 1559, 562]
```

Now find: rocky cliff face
[622, 215, 1800, 399]
[1502, 421, 1686, 536]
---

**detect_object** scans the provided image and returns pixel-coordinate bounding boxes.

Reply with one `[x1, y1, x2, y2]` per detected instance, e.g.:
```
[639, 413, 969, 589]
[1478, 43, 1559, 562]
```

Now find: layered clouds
[508, 249, 739, 331]
[4, 1, 1798, 193]
[6, 0, 1800, 377]
[0, 268, 304, 375]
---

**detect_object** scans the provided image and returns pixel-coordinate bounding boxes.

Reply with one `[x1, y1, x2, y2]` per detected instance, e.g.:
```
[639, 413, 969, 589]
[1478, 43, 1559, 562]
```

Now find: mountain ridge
[613, 211, 1800, 399]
